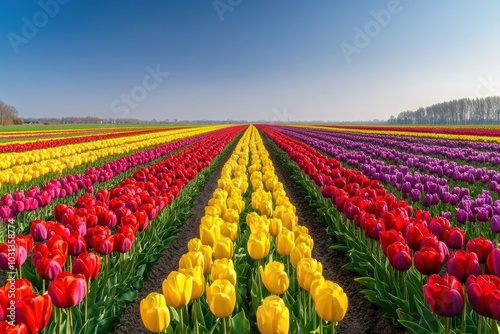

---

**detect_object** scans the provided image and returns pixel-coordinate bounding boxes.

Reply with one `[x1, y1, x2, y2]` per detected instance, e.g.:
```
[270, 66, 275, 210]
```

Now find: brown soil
[116, 138, 406, 334]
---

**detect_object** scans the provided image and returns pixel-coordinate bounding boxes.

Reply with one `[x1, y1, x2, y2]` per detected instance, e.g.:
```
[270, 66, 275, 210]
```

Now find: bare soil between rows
[115, 136, 406, 334]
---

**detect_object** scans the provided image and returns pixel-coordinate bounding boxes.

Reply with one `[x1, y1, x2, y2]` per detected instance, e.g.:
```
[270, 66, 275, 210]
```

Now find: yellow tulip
[179, 266, 205, 300]
[257, 296, 289, 334]
[200, 245, 213, 275]
[259, 261, 289, 295]
[290, 243, 311, 268]
[247, 231, 270, 260]
[227, 196, 245, 213]
[187, 238, 203, 252]
[293, 225, 309, 237]
[178, 251, 204, 270]
[223, 209, 239, 224]
[206, 279, 236, 318]
[221, 222, 238, 241]
[213, 236, 234, 259]
[310, 276, 325, 302]
[162, 271, 192, 308]
[200, 223, 221, 246]
[296, 258, 323, 291]
[211, 258, 237, 286]
[295, 234, 314, 250]
[314, 281, 348, 323]
[140, 292, 171, 333]
[276, 228, 295, 257]
[205, 205, 221, 216]
[281, 211, 297, 231]
[268, 218, 283, 237]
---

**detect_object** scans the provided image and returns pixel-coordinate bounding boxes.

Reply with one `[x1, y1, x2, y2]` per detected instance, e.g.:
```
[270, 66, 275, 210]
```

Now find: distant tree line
[0, 101, 23, 125]
[388, 96, 500, 125]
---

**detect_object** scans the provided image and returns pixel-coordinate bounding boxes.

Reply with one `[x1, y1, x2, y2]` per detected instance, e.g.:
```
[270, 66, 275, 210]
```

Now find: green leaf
[231, 310, 251, 334]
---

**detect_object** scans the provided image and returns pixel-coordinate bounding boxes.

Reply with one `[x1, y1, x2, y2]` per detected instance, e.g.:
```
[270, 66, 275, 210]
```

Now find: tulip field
[2, 124, 500, 334]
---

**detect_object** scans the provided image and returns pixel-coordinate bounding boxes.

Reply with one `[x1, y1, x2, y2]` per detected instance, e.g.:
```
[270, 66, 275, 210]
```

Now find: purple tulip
[411, 189, 422, 201]
[477, 208, 490, 222]
[423, 194, 433, 207]
[456, 209, 468, 224]
[491, 215, 500, 234]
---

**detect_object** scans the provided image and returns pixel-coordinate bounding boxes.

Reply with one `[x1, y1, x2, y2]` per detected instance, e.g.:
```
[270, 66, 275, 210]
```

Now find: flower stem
[179, 306, 184, 333]
[331, 322, 336, 334]
[223, 317, 227, 334]
[478, 315, 483, 334]
[193, 300, 199, 334]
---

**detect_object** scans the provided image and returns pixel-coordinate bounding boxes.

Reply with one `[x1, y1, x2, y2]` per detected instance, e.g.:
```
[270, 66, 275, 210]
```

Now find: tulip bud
[72, 252, 101, 280]
[140, 292, 171, 333]
[290, 243, 312, 268]
[276, 228, 295, 257]
[213, 237, 234, 259]
[297, 258, 323, 291]
[162, 271, 192, 308]
[178, 251, 205, 270]
[257, 296, 289, 334]
[247, 232, 270, 260]
[211, 258, 237, 286]
[259, 262, 289, 295]
[48, 272, 87, 308]
[179, 266, 205, 300]
[206, 279, 236, 318]
[15, 294, 52, 334]
[314, 280, 348, 323]
[424, 274, 464, 317]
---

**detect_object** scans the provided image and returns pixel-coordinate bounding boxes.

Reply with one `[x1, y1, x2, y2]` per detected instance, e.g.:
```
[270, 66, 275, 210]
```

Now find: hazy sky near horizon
[1, 1, 500, 122]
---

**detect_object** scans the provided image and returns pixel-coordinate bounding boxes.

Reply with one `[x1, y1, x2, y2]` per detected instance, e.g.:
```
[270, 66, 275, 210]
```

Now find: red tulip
[429, 217, 450, 241]
[448, 250, 480, 283]
[15, 294, 52, 334]
[386, 242, 412, 271]
[467, 237, 496, 263]
[0, 322, 28, 334]
[415, 209, 431, 224]
[414, 247, 443, 276]
[72, 252, 101, 280]
[423, 274, 464, 317]
[67, 235, 87, 256]
[0, 243, 27, 270]
[91, 235, 114, 255]
[113, 233, 134, 253]
[34, 254, 65, 280]
[14, 235, 33, 253]
[443, 227, 466, 249]
[379, 229, 404, 256]
[30, 220, 50, 241]
[134, 211, 149, 231]
[466, 275, 500, 320]
[364, 217, 385, 240]
[487, 248, 500, 277]
[97, 209, 117, 228]
[46, 235, 68, 256]
[48, 272, 87, 308]
[0, 279, 33, 321]
[405, 223, 429, 251]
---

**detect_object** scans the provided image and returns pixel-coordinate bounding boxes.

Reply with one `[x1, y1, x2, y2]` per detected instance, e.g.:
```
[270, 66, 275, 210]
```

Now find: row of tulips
[0, 126, 224, 224]
[320, 125, 500, 143]
[277, 126, 500, 238]
[326, 125, 500, 137]
[140, 125, 348, 334]
[260, 125, 500, 333]
[311, 126, 500, 166]
[315, 125, 500, 153]
[0, 127, 159, 152]
[140, 125, 253, 334]
[0, 126, 218, 188]
[0, 126, 243, 333]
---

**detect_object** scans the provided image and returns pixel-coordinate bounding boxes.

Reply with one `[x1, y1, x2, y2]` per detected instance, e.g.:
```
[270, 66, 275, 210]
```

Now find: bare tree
[0, 101, 21, 125]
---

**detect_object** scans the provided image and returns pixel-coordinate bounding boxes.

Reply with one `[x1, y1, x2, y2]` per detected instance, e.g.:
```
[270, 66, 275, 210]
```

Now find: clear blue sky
[1, 0, 499, 122]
